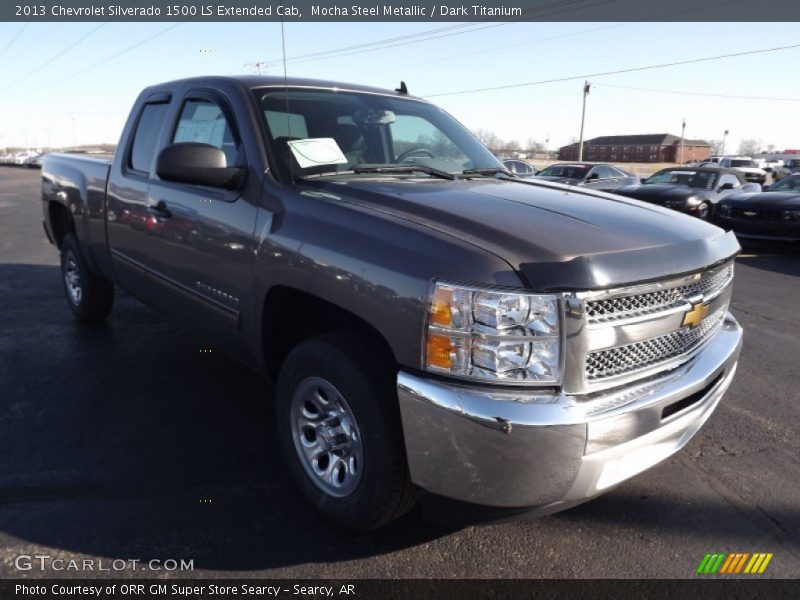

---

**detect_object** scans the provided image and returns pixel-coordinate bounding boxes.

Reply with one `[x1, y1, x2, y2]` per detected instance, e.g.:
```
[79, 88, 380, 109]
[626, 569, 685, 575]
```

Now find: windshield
[252, 87, 503, 181]
[769, 175, 800, 191]
[643, 169, 717, 189]
[731, 159, 757, 168]
[537, 164, 590, 179]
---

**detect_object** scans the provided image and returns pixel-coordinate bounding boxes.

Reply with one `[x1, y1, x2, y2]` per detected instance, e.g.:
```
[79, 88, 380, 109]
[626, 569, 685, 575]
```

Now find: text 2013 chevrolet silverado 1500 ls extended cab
[42, 76, 743, 531]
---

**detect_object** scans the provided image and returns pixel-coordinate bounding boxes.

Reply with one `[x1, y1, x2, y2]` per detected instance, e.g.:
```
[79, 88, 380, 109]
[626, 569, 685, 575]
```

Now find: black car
[715, 174, 800, 242]
[614, 166, 758, 220]
[534, 162, 638, 192]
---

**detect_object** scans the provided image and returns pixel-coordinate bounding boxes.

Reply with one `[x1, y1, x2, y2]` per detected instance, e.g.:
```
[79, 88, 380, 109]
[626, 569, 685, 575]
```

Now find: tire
[60, 233, 114, 322]
[697, 202, 711, 221]
[276, 332, 418, 531]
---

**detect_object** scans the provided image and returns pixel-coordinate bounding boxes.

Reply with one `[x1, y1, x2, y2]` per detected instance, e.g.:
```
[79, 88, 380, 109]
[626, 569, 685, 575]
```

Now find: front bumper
[717, 216, 800, 242]
[397, 313, 742, 509]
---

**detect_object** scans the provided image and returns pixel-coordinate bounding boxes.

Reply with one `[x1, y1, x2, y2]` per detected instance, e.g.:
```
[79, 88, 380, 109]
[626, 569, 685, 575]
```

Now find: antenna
[280, 17, 294, 184]
[395, 81, 408, 95]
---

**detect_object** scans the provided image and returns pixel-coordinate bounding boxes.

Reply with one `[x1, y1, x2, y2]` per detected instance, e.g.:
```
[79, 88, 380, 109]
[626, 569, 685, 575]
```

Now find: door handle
[147, 200, 172, 219]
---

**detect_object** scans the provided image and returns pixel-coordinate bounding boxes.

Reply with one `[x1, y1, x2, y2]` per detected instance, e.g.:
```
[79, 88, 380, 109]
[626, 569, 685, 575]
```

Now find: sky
[0, 20, 798, 152]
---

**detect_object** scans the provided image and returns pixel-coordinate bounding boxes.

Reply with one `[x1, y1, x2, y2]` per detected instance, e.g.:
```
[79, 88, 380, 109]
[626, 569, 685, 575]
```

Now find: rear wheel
[276, 333, 417, 531]
[60, 234, 114, 322]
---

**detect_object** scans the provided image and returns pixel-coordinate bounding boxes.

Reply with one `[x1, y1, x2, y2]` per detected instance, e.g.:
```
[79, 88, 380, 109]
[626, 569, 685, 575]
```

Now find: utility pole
[578, 81, 590, 161]
[245, 61, 270, 75]
[70, 114, 77, 150]
[722, 129, 729, 156]
[545, 134, 550, 159]
[679, 118, 686, 164]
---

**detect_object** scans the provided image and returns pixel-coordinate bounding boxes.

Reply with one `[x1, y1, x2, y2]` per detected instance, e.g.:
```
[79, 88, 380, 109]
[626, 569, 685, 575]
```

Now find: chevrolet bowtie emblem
[682, 301, 710, 329]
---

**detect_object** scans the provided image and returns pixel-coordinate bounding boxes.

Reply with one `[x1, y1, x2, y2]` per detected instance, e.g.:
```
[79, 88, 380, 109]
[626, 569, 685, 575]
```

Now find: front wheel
[696, 201, 711, 221]
[276, 333, 417, 531]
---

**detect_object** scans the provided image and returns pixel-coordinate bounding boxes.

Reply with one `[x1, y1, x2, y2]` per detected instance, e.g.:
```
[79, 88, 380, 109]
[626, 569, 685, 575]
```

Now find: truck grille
[586, 264, 733, 323]
[575, 261, 734, 387]
[586, 307, 726, 380]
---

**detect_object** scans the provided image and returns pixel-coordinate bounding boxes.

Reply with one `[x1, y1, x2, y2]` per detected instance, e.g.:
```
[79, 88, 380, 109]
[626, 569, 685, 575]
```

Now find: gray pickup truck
[42, 76, 742, 531]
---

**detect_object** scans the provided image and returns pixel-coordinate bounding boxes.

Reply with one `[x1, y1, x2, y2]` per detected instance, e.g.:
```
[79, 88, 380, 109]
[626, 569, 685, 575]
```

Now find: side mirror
[640, 178, 647, 184]
[717, 182, 736, 191]
[156, 142, 243, 190]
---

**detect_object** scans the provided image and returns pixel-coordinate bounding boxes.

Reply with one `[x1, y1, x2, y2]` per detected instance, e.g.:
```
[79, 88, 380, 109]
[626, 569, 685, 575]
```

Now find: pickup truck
[42, 76, 743, 531]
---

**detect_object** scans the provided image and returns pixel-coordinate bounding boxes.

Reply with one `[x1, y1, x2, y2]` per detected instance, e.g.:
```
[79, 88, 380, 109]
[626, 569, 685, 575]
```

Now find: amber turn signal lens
[429, 286, 453, 327]
[426, 332, 453, 369]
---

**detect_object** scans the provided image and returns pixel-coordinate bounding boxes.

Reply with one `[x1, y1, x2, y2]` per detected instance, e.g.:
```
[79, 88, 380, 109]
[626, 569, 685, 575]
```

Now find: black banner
[3, 580, 800, 600]
[5, 0, 800, 22]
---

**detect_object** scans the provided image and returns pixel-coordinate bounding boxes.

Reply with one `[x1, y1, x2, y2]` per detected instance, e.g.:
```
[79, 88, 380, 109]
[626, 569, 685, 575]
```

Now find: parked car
[502, 158, 536, 177]
[615, 166, 758, 220]
[24, 152, 44, 168]
[772, 158, 800, 181]
[534, 162, 638, 192]
[716, 157, 767, 185]
[41, 75, 742, 531]
[0, 153, 14, 165]
[715, 174, 800, 242]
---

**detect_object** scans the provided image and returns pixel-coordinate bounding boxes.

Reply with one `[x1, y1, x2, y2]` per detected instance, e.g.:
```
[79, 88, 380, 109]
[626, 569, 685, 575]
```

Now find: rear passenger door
[142, 90, 259, 353]
[107, 93, 173, 296]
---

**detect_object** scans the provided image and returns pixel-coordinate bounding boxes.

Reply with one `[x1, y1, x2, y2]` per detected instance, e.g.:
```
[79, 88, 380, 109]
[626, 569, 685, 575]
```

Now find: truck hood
[309, 178, 739, 291]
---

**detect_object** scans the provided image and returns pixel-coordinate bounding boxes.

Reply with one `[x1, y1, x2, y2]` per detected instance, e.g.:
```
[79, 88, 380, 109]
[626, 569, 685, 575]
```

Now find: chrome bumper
[397, 312, 742, 508]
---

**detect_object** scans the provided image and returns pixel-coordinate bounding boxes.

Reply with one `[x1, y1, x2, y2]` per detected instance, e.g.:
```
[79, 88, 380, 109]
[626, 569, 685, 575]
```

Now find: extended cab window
[129, 102, 170, 173]
[173, 99, 239, 165]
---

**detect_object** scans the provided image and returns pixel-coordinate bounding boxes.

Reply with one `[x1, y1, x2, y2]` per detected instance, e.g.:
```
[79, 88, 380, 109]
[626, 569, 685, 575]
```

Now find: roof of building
[562, 134, 710, 148]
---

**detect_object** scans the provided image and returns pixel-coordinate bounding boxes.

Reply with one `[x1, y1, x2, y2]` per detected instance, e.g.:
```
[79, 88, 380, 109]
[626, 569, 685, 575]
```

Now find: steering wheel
[396, 147, 435, 163]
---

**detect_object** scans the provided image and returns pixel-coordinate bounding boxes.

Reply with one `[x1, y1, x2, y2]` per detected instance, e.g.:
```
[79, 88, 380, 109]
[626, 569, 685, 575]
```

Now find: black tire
[697, 201, 711, 221]
[60, 233, 114, 322]
[276, 332, 417, 531]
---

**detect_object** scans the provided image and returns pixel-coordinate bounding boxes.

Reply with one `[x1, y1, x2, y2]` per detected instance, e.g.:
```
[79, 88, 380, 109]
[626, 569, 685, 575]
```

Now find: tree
[766, 143, 776, 153]
[472, 129, 503, 154]
[708, 139, 724, 155]
[738, 139, 761, 156]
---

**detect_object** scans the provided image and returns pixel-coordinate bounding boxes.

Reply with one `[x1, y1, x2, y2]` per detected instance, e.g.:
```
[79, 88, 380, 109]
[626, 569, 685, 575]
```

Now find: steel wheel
[64, 251, 82, 305]
[290, 376, 363, 498]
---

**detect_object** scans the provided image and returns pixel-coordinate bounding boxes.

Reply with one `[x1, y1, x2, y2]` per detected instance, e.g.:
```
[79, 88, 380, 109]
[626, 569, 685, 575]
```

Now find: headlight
[717, 204, 732, 217]
[782, 210, 800, 221]
[424, 282, 561, 384]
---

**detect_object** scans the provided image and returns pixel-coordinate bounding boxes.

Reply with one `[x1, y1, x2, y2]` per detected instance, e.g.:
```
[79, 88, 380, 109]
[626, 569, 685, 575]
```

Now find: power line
[353, 0, 749, 78]
[595, 82, 800, 102]
[6, 22, 109, 86]
[6, 22, 185, 99]
[425, 42, 800, 97]
[273, 0, 620, 66]
[0, 22, 30, 58]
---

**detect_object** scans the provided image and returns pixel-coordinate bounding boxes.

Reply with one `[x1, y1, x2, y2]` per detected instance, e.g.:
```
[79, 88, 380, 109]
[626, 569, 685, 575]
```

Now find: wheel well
[261, 287, 396, 380]
[49, 201, 75, 248]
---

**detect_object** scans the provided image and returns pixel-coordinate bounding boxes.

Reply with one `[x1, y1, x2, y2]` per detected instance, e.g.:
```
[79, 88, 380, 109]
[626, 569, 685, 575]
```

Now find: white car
[773, 158, 800, 181]
[716, 157, 767, 185]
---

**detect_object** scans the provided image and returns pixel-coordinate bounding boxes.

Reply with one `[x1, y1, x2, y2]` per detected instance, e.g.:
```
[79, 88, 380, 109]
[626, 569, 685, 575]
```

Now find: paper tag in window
[287, 138, 348, 168]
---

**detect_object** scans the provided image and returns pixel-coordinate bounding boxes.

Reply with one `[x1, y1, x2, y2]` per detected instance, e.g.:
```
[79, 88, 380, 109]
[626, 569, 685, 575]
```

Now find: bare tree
[472, 129, 503, 153]
[708, 139, 724, 155]
[738, 139, 761, 156]
[766, 143, 776, 153]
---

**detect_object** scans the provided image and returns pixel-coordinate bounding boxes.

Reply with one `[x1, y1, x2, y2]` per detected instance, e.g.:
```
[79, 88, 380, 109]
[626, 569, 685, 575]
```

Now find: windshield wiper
[462, 167, 516, 178]
[353, 165, 458, 180]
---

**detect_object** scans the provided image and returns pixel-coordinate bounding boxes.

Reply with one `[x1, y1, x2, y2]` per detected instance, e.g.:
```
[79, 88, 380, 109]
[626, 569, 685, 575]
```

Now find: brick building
[558, 134, 711, 163]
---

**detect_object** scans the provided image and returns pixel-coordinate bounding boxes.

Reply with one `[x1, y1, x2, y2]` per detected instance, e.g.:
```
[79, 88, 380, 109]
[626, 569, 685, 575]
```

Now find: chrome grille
[586, 307, 726, 380]
[586, 264, 733, 323]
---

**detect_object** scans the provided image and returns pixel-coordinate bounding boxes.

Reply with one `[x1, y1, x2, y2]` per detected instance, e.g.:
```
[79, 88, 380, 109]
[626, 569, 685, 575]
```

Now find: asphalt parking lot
[0, 166, 798, 579]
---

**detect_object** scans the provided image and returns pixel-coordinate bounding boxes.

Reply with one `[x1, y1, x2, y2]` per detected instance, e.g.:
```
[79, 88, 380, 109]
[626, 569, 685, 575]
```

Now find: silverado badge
[682, 301, 710, 329]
